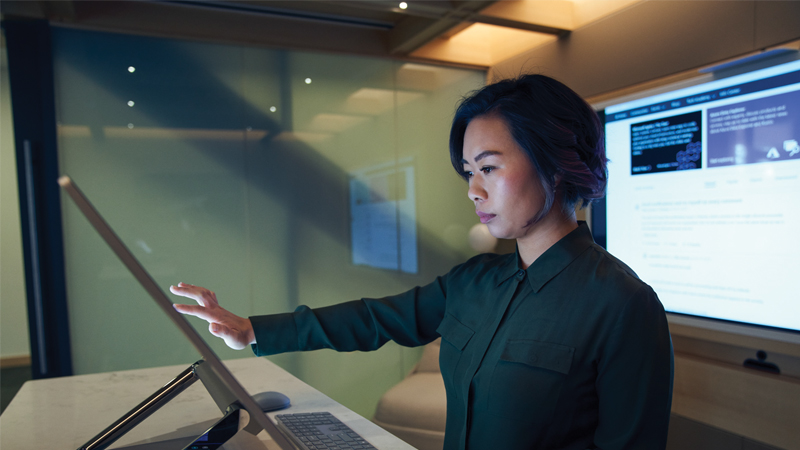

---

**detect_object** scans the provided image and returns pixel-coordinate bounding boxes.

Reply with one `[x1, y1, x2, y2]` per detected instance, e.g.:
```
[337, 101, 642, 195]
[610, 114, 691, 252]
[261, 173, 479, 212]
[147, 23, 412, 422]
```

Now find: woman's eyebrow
[462, 150, 502, 165]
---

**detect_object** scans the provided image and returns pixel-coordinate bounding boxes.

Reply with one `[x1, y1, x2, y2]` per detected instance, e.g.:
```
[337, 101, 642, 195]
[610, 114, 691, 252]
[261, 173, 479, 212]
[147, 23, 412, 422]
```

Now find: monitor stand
[77, 360, 264, 450]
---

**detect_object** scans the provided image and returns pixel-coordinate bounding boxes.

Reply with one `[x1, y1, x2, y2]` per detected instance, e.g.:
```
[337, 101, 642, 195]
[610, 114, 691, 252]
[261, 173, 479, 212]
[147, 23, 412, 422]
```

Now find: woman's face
[462, 114, 547, 241]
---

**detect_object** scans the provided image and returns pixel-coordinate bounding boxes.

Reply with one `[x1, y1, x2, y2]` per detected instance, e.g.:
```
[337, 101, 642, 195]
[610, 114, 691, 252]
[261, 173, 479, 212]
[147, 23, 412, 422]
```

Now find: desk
[0, 357, 415, 450]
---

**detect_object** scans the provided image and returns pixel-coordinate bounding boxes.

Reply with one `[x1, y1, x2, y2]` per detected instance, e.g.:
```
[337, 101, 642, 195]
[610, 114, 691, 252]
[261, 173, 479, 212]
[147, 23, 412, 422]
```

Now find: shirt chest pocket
[488, 340, 575, 420]
[436, 314, 475, 388]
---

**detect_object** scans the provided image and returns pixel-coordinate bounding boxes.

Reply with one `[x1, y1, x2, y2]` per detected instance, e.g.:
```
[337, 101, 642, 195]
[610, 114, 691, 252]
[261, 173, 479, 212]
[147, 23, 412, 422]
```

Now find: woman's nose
[468, 179, 487, 202]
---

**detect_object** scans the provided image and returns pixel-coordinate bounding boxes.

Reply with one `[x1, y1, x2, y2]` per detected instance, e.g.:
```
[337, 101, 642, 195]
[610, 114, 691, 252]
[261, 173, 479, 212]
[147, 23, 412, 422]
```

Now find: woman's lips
[477, 211, 496, 224]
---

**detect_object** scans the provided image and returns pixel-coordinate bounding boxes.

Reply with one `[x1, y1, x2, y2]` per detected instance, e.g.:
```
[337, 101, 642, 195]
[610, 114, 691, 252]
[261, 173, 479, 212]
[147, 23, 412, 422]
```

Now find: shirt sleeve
[593, 284, 674, 450]
[248, 275, 448, 357]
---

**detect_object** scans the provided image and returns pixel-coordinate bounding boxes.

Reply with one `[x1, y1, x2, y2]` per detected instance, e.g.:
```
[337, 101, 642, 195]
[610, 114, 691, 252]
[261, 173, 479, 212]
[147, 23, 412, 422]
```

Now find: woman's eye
[481, 166, 494, 174]
[464, 170, 474, 178]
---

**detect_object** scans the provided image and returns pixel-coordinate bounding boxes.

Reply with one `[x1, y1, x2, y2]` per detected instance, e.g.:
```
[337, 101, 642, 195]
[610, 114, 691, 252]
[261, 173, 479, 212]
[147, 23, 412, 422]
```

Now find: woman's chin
[470, 223, 501, 252]
[486, 226, 512, 241]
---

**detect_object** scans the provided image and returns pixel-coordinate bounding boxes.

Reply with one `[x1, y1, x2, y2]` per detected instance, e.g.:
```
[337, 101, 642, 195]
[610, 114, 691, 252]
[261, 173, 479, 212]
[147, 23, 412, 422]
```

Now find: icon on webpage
[783, 139, 799, 157]
[766, 147, 780, 159]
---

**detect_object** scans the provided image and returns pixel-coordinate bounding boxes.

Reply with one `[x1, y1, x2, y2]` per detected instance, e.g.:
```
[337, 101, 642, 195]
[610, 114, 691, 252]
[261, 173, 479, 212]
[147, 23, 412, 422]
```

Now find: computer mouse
[252, 391, 291, 412]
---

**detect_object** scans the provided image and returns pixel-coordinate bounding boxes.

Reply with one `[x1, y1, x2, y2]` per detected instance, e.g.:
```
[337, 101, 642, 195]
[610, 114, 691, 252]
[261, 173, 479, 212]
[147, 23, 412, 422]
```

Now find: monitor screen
[602, 58, 800, 335]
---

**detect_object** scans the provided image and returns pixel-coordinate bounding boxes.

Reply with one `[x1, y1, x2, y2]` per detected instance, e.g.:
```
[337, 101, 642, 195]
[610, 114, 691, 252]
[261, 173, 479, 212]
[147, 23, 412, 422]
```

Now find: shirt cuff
[249, 312, 299, 357]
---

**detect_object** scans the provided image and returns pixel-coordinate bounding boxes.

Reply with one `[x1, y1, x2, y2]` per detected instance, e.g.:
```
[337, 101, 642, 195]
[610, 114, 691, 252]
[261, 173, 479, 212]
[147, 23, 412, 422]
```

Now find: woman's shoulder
[580, 243, 657, 299]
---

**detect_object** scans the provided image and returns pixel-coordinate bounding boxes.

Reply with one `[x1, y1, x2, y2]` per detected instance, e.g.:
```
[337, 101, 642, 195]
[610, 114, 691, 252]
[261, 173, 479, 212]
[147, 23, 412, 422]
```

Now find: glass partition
[52, 27, 485, 417]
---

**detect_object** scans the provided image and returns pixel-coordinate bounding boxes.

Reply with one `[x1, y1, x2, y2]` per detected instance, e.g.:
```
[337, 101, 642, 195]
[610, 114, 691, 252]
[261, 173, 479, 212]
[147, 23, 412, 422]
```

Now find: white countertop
[0, 357, 414, 450]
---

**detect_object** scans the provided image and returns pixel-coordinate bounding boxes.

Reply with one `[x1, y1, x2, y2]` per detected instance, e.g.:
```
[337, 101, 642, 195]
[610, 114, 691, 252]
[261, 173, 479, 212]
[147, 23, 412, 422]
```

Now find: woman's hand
[169, 282, 255, 350]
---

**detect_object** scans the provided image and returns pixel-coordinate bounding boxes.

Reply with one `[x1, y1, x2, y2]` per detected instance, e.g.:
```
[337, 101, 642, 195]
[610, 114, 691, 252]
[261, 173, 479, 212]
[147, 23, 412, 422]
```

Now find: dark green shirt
[250, 222, 674, 449]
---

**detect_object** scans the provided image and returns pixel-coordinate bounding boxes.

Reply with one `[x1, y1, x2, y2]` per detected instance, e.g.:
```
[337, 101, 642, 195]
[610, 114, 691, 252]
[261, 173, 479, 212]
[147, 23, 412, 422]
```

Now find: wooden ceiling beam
[386, 1, 496, 54]
[0, 0, 568, 64]
[337, 0, 569, 55]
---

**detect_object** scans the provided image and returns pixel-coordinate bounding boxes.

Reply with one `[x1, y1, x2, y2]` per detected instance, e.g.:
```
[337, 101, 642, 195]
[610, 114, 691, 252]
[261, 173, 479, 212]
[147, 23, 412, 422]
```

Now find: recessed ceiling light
[128, 66, 136, 73]
[305, 78, 312, 84]
[270, 106, 277, 112]
[399, 2, 408, 10]
[127, 101, 135, 107]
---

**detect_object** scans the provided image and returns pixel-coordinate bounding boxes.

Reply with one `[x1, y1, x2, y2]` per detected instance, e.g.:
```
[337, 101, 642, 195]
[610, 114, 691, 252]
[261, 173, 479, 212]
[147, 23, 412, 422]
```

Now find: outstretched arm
[172, 269, 449, 357]
[170, 282, 255, 350]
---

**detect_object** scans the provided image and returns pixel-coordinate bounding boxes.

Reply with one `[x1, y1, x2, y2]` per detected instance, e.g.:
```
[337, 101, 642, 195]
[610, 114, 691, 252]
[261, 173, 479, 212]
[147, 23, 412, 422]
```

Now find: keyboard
[275, 412, 377, 450]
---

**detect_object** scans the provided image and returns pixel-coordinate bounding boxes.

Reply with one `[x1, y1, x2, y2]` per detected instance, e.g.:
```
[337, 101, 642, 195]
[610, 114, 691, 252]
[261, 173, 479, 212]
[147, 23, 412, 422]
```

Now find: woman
[172, 74, 674, 450]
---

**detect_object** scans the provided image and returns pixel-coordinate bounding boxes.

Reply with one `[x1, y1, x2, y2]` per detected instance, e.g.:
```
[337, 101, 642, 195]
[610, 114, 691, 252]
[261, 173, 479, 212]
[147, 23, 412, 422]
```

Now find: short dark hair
[449, 74, 607, 217]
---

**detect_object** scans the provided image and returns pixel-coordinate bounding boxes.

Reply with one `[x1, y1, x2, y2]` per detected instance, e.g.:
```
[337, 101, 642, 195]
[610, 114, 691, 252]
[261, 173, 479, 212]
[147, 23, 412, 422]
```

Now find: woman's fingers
[169, 283, 218, 307]
[209, 322, 249, 350]
[173, 303, 219, 322]
[169, 282, 254, 350]
[209, 322, 226, 337]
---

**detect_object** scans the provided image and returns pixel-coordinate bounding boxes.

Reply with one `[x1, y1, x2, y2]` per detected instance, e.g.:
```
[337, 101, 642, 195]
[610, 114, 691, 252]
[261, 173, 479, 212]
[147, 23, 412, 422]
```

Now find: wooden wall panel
[755, 1, 800, 50]
[492, 1, 800, 98]
[673, 354, 800, 450]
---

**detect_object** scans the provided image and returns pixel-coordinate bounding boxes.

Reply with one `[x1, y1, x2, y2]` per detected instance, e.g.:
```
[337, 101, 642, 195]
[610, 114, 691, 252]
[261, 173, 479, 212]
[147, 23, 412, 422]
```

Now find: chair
[373, 339, 447, 450]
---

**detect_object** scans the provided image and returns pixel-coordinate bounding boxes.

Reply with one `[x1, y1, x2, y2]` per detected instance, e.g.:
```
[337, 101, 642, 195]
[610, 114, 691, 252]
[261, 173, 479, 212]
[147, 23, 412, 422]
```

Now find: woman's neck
[516, 209, 578, 269]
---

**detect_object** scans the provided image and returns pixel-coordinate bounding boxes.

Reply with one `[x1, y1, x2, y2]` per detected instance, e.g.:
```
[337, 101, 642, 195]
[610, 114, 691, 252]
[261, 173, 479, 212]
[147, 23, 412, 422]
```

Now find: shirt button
[516, 270, 526, 279]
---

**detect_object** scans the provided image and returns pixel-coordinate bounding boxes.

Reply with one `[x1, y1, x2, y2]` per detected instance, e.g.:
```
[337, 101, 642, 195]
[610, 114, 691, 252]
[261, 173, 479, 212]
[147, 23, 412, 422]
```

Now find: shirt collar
[495, 221, 596, 292]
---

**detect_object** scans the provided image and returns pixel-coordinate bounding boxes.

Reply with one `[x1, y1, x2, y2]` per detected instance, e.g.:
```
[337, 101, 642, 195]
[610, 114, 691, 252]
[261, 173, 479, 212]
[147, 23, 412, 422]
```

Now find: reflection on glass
[350, 158, 417, 273]
[52, 26, 485, 418]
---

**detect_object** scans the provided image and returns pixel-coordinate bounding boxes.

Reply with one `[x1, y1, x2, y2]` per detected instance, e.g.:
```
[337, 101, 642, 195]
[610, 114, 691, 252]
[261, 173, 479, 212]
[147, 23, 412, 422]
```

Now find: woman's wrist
[246, 318, 256, 346]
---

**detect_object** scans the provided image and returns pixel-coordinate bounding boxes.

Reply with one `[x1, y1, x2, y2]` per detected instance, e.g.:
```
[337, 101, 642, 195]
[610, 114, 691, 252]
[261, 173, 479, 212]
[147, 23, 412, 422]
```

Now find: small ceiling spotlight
[128, 66, 136, 73]
[399, 2, 408, 9]
[305, 78, 312, 84]
[127, 123, 134, 129]
[270, 106, 277, 112]
[127, 100, 135, 107]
